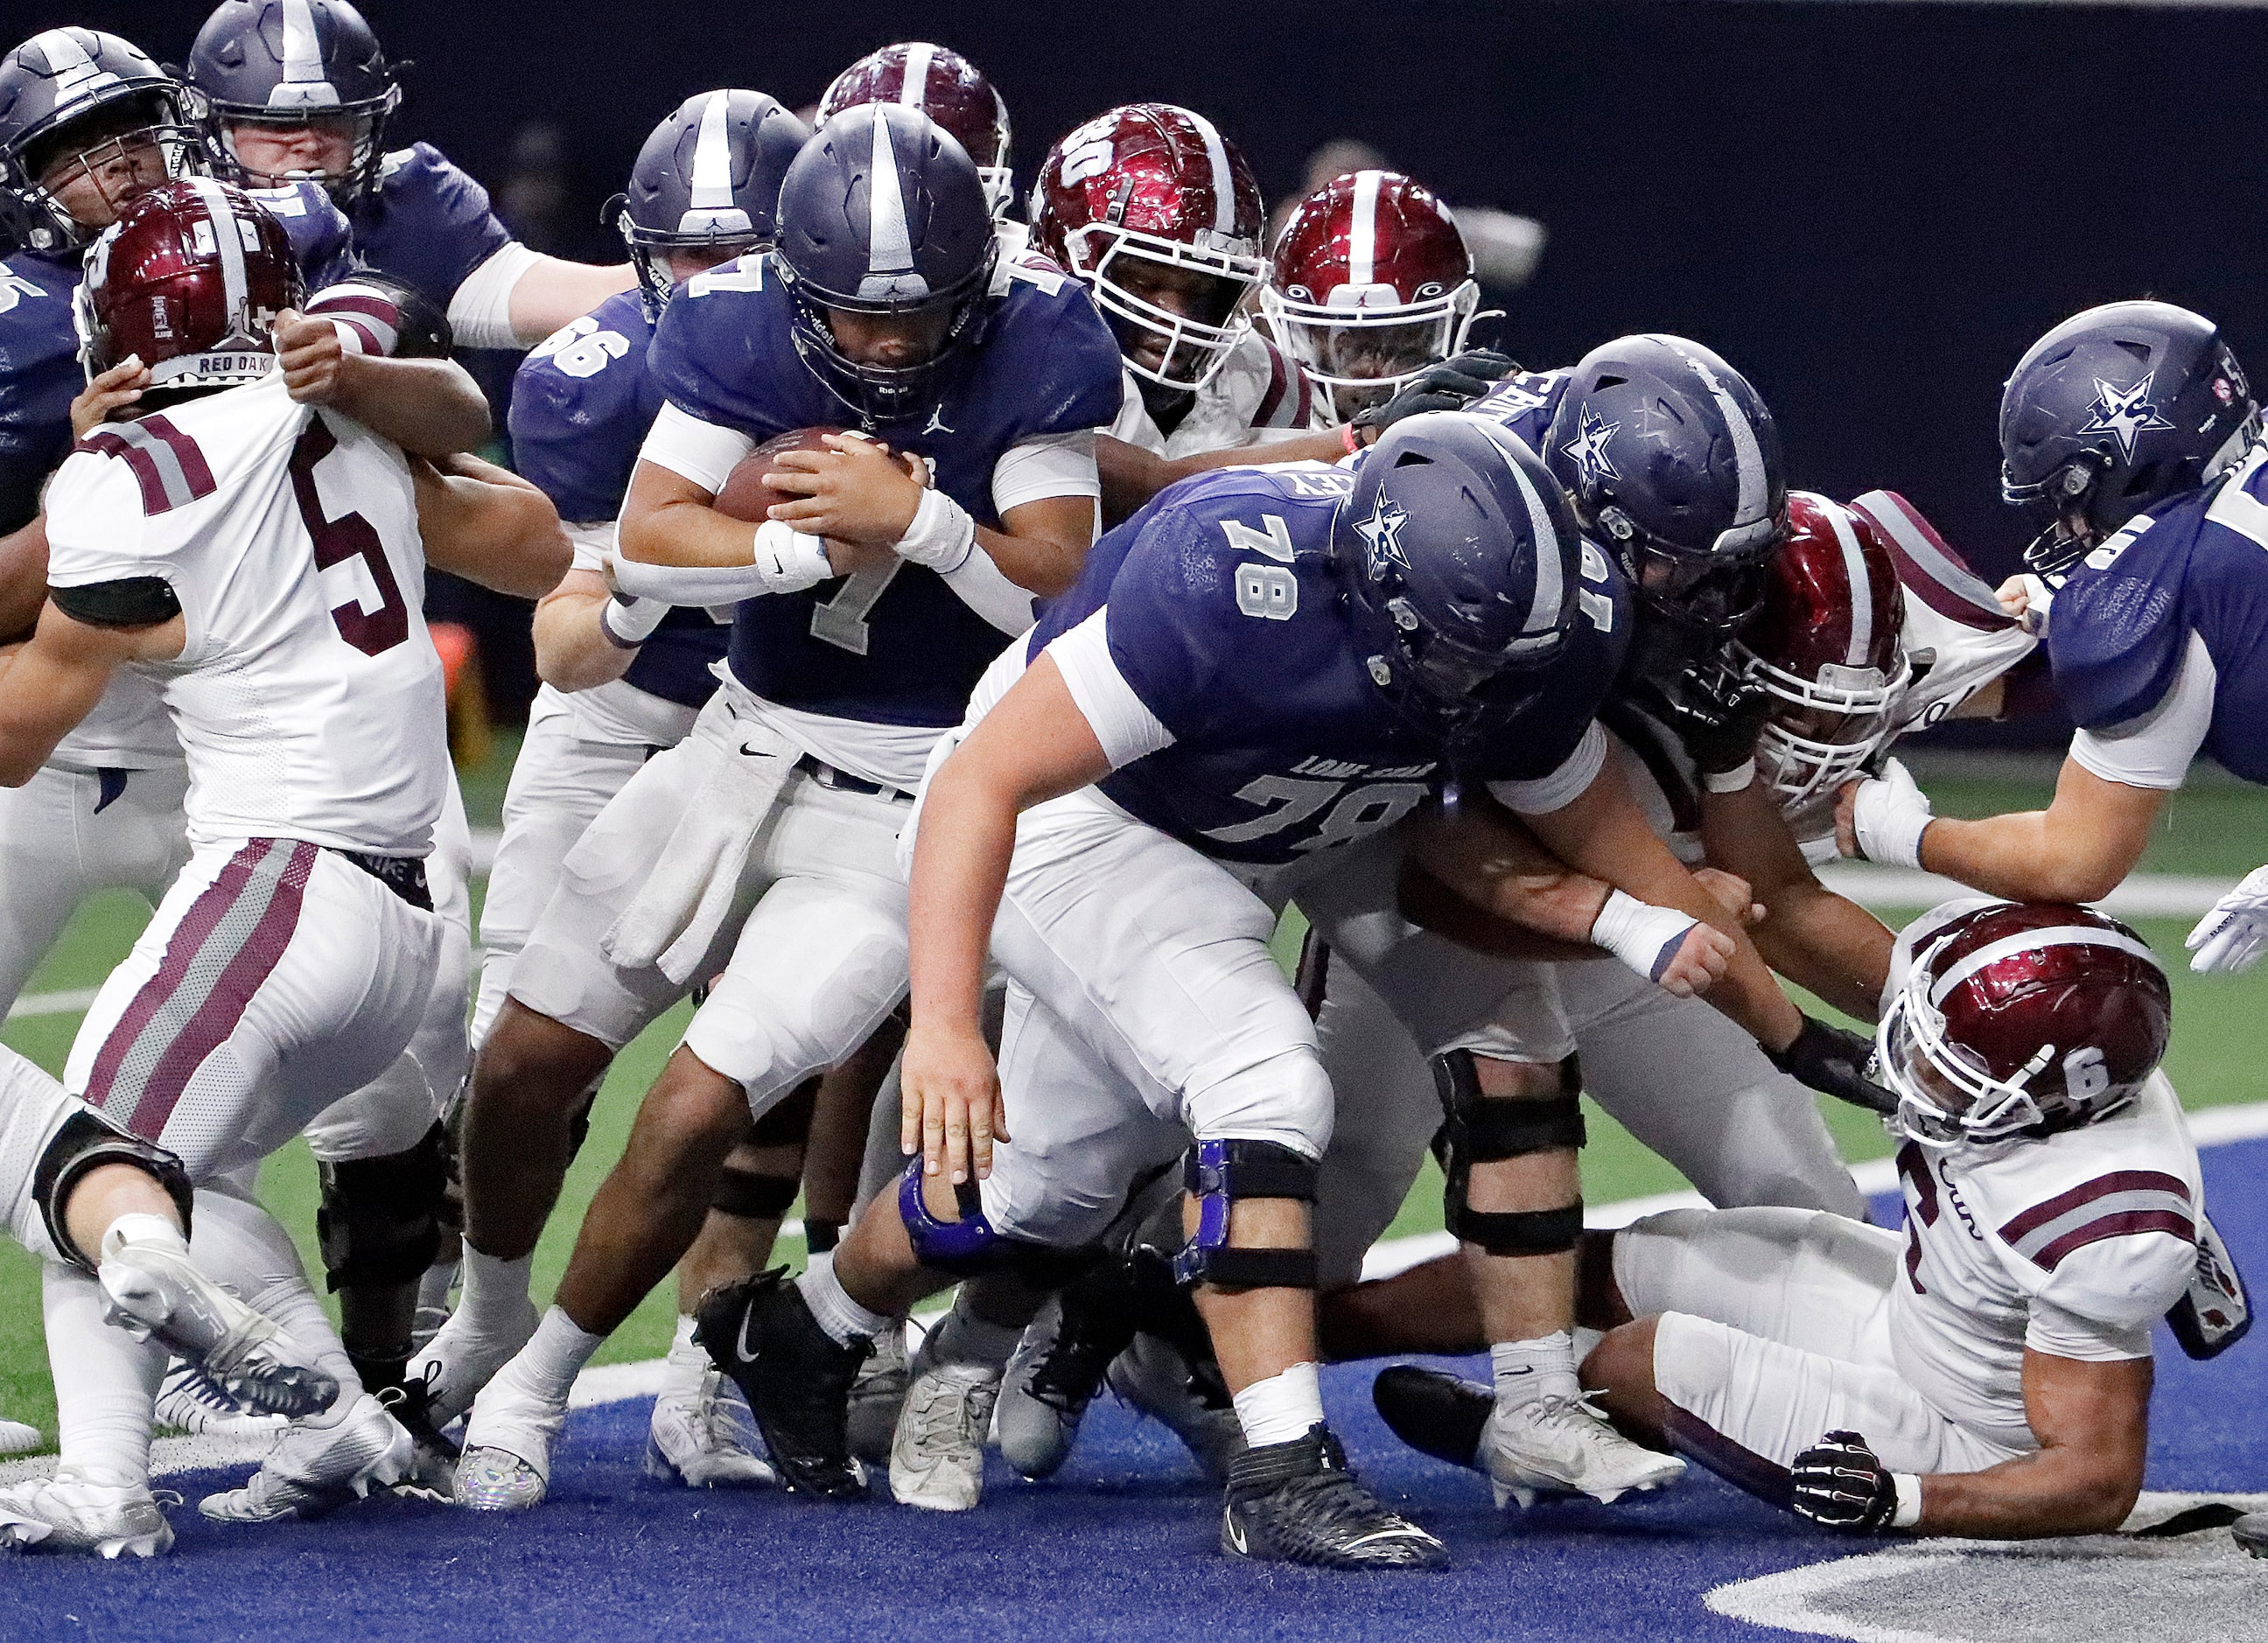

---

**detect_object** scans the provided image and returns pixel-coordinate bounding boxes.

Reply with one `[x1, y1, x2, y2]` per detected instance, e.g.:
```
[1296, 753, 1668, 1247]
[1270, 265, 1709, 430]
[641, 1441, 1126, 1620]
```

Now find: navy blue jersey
[649, 248, 1123, 726]
[2048, 443, 2268, 785]
[350, 143, 513, 312]
[1470, 367, 1571, 453]
[1030, 464, 1631, 867]
[0, 182, 355, 535]
[511, 288, 723, 710]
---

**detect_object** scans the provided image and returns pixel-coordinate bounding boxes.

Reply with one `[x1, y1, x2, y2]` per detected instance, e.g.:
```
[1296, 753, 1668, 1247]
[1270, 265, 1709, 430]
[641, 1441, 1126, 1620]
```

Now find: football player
[182, 0, 634, 347]
[1390, 899, 2196, 1542]
[0, 178, 557, 1552]
[453, 87, 808, 1491]
[816, 42, 1016, 222]
[436, 103, 1122, 1512]
[1839, 301, 2268, 951]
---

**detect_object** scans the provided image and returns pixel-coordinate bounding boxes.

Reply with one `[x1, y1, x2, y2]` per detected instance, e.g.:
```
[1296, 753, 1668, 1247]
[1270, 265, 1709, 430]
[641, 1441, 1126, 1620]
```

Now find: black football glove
[1768, 1016, 1899, 1115]
[1639, 659, 1775, 779]
[1349, 348, 1521, 442]
[1789, 1430, 1900, 1532]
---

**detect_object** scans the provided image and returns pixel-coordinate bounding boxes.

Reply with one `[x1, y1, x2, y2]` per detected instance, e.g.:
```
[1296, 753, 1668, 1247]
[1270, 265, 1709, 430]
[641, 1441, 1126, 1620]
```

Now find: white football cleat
[199, 1392, 412, 1523]
[1481, 1391, 1685, 1509]
[0, 1467, 172, 1557]
[452, 1362, 567, 1512]
[889, 1359, 998, 1513]
[0, 1408, 40, 1455]
[404, 1292, 539, 1430]
[98, 1242, 336, 1419]
[1105, 1333, 1243, 1483]
[645, 1367, 775, 1488]
[154, 1362, 289, 1438]
[845, 1318, 910, 1465]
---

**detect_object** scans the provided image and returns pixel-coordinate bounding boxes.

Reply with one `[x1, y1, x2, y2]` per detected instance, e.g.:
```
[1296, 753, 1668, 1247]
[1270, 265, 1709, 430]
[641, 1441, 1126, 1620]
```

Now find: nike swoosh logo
[735, 1304, 760, 1365]
[740, 744, 777, 759]
[1224, 1514, 1248, 1555]
[1499, 1366, 1533, 1377]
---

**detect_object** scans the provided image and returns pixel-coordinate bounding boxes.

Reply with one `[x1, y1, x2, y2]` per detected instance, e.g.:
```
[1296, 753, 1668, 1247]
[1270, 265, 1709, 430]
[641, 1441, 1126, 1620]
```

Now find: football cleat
[2166, 1210, 2251, 1360]
[452, 1364, 570, 1513]
[993, 1295, 1127, 1480]
[845, 1318, 909, 1465]
[1106, 1332, 1244, 1483]
[0, 1468, 174, 1558]
[98, 1242, 337, 1419]
[1222, 1425, 1448, 1571]
[403, 1291, 539, 1430]
[154, 1361, 289, 1439]
[0, 1407, 40, 1455]
[1481, 1389, 1685, 1509]
[890, 1354, 999, 1513]
[645, 1367, 776, 1489]
[2235, 1512, 2268, 1559]
[696, 1269, 871, 1500]
[199, 1393, 411, 1523]
[1370, 1364, 1490, 1471]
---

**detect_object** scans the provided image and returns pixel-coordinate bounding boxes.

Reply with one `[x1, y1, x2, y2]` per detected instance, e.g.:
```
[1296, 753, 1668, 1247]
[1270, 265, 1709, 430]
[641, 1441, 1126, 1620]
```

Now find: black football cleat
[695, 1269, 870, 1501]
[1371, 1364, 1490, 1472]
[1222, 1425, 1449, 1570]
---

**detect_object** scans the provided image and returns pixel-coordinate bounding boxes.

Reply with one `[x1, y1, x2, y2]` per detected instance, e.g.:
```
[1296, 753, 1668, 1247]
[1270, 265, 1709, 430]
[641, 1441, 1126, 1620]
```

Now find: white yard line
[1817, 863, 2235, 918]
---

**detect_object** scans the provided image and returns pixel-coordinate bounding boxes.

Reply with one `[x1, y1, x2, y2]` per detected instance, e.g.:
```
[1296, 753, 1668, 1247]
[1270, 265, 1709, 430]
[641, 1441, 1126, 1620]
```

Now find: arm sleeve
[636, 401, 757, 495]
[2068, 630, 2216, 790]
[1045, 608, 1177, 768]
[565, 521, 614, 573]
[992, 430, 1102, 515]
[445, 241, 543, 351]
[937, 545, 1038, 636]
[1486, 720, 1608, 815]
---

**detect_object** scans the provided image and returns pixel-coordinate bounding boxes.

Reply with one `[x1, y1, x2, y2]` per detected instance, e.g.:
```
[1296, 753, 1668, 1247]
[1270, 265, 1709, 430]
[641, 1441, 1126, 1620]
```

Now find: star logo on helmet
[1355, 496, 1411, 577]
[2079, 374, 2174, 463]
[1561, 408, 1620, 483]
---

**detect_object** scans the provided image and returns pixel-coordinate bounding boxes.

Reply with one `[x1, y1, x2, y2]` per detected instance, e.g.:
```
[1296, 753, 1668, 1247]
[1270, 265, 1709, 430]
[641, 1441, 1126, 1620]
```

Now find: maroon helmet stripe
[137, 414, 216, 497]
[77, 431, 171, 514]
[2030, 1208, 2198, 1273]
[1997, 1169, 2192, 1244]
[1254, 335, 1291, 427]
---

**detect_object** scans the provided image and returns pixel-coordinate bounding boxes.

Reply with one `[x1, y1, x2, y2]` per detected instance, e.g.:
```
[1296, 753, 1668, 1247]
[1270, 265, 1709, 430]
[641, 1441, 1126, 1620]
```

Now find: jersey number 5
[289, 420, 410, 657]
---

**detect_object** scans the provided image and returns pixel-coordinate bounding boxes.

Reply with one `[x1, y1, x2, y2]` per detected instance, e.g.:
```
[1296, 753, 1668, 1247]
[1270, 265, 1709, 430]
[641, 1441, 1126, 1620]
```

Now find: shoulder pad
[2046, 511, 2194, 728]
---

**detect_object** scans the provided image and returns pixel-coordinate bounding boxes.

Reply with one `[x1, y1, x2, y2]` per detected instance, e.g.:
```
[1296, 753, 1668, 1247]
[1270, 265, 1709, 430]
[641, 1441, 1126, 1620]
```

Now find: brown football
[711, 426, 850, 521]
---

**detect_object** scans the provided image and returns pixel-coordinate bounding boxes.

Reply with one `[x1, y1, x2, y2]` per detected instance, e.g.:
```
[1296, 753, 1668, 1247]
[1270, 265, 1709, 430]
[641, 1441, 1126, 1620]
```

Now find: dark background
[31, 0, 2264, 734]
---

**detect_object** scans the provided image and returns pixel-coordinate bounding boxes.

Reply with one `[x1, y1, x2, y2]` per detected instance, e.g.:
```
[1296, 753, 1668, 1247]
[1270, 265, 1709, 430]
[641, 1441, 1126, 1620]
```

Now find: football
[711, 426, 851, 521]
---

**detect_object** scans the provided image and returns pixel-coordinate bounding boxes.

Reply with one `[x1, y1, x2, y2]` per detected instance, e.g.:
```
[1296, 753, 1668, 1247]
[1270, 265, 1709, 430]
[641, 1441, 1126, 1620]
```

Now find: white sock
[1231, 1362, 1324, 1449]
[1573, 1325, 1604, 1366]
[795, 1258, 889, 1346]
[458, 1244, 536, 1333]
[659, 1313, 706, 1395]
[45, 1260, 161, 1484]
[513, 1306, 606, 1406]
[921, 1295, 1021, 1373]
[99, 1213, 187, 1263]
[1491, 1332, 1580, 1407]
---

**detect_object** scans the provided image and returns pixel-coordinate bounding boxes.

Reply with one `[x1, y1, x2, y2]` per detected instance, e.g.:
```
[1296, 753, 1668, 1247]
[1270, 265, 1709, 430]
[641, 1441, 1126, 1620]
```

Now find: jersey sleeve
[2045, 514, 2195, 731]
[0, 369, 66, 536]
[1472, 370, 1569, 449]
[1004, 277, 1130, 443]
[1996, 1167, 2197, 1342]
[2068, 628, 2215, 790]
[1487, 721, 1607, 815]
[992, 430, 1099, 514]
[248, 182, 358, 291]
[1044, 607, 1177, 767]
[386, 145, 513, 303]
[643, 260, 781, 439]
[41, 449, 157, 586]
[508, 308, 654, 522]
[1088, 496, 1245, 743]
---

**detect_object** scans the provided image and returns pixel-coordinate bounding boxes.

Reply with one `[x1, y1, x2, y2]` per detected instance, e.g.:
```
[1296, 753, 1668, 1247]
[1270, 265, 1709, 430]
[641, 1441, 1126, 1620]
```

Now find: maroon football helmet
[1261, 170, 1479, 419]
[1732, 491, 1912, 806]
[1031, 102, 1267, 390]
[1880, 900, 2173, 1147]
[816, 42, 1012, 218]
[75, 177, 302, 399]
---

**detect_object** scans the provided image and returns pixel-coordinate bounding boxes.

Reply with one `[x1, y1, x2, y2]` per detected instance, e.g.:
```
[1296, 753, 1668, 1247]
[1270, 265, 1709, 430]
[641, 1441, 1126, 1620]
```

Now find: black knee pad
[748, 1076, 819, 1148]
[1176, 1138, 1320, 1291]
[316, 1121, 450, 1293]
[34, 1111, 193, 1272]
[1432, 1050, 1586, 1257]
[711, 1164, 799, 1220]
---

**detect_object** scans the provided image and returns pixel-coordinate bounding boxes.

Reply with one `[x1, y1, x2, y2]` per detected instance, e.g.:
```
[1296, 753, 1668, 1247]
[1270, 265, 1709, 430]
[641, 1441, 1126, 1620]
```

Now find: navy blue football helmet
[774, 102, 999, 425]
[2000, 301, 2259, 577]
[0, 29, 205, 256]
[183, 0, 400, 206]
[1544, 334, 1786, 640]
[1338, 410, 1586, 740]
[607, 90, 808, 319]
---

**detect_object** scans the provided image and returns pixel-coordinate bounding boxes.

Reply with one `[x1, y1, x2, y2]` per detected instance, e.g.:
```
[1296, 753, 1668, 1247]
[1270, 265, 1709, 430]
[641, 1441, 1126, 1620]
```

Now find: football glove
[1847, 757, 1933, 869]
[1768, 1017, 1898, 1115]
[1789, 1430, 1907, 1533]
[1350, 349, 1520, 440]
[1642, 660, 1775, 780]
[2186, 865, 2268, 975]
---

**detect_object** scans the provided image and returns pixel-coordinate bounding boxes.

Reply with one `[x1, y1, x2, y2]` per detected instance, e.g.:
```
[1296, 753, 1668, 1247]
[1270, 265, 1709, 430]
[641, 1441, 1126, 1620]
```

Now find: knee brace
[1432, 1049, 1586, 1257]
[34, 1111, 194, 1273]
[1174, 1138, 1320, 1291]
[712, 1164, 799, 1220]
[748, 1075, 819, 1148]
[316, 1121, 450, 1293]
[895, 1157, 1095, 1284]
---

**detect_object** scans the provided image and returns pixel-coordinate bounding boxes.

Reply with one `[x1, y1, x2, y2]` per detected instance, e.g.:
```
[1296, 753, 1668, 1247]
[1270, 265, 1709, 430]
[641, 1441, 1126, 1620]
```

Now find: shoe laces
[693, 1371, 760, 1452]
[905, 1367, 995, 1459]
[1270, 1465, 1408, 1535]
[1026, 1319, 1126, 1415]
[163, 1363, 242, 1418]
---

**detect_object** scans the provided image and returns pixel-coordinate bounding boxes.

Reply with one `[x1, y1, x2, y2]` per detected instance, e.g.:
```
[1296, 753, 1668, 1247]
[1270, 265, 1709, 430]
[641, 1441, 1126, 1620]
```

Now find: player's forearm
[0, 517, 49, 645]
[906, 756, 1019, 1038]
[332, 355, 492, 457]
[505, 257, 638, 347]
[1700, 783, 1891, 1019]
[972, 520, 1083, 601]
[1406, 804, 1615, 947]
[1913, 1448, 2141, 1538]
[533, 587, 636, 692]
[1919, 810, 2139, 905]
[618, 496, 766, 570]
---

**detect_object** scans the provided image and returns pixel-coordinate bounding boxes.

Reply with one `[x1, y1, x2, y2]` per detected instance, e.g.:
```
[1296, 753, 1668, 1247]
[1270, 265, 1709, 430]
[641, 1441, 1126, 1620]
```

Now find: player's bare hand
[765, 433, 925, 548]
[1996, 572, 2051, 636]
[274, 309, 348, 404]
[1656, 921, 1735, 998]
[1691, 866, 1764, 928]
[901, 1023, 1010, 1186]
[71, 356, 148, 437]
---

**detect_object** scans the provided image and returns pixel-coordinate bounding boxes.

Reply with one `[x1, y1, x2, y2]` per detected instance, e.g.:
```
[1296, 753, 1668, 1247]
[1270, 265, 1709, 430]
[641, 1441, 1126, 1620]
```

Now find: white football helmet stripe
[859, 108, 920, 297]
[187, 176, 251, 328]
[270, 0, 342, 108]
[1929, 925, 2158, 1005]
[1680, 346, 1769, 529]
[29, 29, 122, 102]
[896, 43, 936, 108]
[1348, 169, 1382, 289]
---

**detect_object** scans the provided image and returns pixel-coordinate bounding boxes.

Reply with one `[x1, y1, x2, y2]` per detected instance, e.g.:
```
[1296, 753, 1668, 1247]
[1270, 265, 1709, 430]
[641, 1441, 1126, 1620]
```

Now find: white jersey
[1108, 328, 1320, 458]
[43, 373, 448, 856]
[46, 672, 180, 772]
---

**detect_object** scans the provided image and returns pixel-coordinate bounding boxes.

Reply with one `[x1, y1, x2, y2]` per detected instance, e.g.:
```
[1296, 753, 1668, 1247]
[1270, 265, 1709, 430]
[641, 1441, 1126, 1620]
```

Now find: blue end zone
[6, 1137, 2264, 1643]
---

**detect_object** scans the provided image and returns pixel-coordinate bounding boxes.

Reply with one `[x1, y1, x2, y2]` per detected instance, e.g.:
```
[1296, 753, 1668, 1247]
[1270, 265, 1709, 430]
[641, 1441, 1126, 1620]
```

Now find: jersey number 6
[289, 419, 410, 658]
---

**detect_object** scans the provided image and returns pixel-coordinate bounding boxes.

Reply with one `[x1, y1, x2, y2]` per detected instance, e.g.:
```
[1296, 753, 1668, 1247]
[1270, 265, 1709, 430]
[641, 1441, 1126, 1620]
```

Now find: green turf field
[0, 748, 2261, 1447]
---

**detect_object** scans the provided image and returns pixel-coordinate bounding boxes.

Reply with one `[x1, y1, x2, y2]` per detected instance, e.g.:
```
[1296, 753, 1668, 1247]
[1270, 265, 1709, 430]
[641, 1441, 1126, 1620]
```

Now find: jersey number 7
[289, 420, 410, 657]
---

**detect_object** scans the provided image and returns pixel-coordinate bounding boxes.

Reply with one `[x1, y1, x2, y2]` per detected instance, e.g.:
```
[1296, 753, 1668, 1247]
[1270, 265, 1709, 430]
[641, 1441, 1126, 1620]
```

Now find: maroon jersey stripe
[2031, 1208, 2198, 1273]
[77, 430, 171, 515]
[137, 414, 216, 499]
[1998, 1170, 2192, 1245]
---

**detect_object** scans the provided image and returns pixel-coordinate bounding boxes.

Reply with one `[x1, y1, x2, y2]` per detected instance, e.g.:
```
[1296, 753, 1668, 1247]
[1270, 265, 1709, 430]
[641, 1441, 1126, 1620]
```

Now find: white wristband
[751, 518, 835, 591]
[1851, 757, 1934, 870]
[895, 486, 976, 572]
[1891, 1472, 1923, 1529]
[598, 594, 668, 647]
[603, 521, 830, 606]
[1589, 888, 1700, 985]
[1701, 758, 1756, 794]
